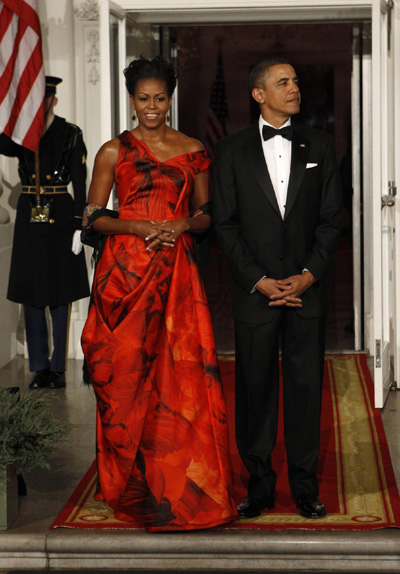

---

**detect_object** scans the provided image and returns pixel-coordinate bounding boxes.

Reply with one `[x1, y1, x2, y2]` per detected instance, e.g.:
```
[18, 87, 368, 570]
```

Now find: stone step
[1, 528, 400, 572]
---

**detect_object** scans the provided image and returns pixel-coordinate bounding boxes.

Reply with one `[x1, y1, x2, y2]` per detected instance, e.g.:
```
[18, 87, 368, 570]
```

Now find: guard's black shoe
[297, 494, 326, 519]
[237, 495, 275, 519]
[29, 369, 50, 389]
[48, 371, 66, 389]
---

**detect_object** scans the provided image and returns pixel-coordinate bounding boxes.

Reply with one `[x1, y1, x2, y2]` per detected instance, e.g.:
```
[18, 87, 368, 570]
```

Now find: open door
[125, 22, 178, 129]
[99, 0, 127, 145]
[99, 0, 177, 142]
[371, 0, 397, 407]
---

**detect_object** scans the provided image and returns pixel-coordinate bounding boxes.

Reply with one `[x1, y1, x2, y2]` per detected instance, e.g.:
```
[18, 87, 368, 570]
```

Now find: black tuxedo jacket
[212, 121, 343, 323]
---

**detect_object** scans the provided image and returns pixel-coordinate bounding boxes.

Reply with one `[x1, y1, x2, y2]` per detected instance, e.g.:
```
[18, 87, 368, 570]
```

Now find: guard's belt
[22, 185, 68, 194]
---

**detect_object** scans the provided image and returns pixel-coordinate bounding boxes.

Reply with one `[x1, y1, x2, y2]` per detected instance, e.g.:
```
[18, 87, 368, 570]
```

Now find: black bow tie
[262, 124, 293, 141]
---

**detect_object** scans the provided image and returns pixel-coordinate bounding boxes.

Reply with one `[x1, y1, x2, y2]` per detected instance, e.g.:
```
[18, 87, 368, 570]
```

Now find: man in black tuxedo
[212, 58, 342, 519]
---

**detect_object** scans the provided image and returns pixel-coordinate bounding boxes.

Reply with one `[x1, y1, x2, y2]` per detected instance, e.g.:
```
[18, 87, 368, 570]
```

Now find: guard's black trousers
[23, 304, 70, 373]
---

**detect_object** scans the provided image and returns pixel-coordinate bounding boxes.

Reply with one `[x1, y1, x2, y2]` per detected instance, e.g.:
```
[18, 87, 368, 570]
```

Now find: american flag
[0, 0, 45, 151]
[205, 49, 228, 157]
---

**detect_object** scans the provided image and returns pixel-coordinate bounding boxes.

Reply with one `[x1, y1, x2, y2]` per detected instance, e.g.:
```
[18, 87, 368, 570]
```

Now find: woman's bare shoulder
[95, 137, 121, 165]
[98, 137, 121, 155]
[170, 129, 205, 154]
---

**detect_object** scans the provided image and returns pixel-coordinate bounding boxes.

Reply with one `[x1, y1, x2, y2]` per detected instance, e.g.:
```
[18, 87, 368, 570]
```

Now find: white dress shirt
[251, 116, 292, 293]
[258, 115, 292, 219]
[251, 117, 310, 293]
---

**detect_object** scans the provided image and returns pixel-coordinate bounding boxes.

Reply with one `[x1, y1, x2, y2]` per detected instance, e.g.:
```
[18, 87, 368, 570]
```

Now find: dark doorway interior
[170, 23, 355, 352]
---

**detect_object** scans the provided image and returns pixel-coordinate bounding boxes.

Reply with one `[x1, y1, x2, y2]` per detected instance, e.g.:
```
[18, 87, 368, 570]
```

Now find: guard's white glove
[71, 229, 83, 255]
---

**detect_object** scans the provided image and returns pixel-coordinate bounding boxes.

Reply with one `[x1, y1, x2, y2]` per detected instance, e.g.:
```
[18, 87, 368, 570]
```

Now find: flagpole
[34, 148, 40, 207]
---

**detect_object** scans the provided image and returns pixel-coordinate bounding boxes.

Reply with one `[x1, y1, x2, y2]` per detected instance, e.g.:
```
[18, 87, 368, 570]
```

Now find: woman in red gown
[81, 56, 237, 531]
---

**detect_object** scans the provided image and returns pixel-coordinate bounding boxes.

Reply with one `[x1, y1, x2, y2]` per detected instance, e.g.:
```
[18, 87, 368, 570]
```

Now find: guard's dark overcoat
[1, 115, 90, 306]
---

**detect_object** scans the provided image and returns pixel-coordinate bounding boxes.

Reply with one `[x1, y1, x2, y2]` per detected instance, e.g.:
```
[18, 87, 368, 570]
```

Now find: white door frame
[351, 25, 364, 352]
[394, 2, 400, 396]
[112, 0, 372, 22]
[371, 0, 398, 407]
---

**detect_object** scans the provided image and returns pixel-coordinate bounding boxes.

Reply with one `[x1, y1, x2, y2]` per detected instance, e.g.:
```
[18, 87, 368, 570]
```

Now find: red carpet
[52, 354, 400, 530]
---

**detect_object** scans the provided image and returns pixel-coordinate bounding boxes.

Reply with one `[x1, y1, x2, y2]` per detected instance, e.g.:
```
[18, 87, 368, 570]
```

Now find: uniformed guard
[0, 76, 90, 389]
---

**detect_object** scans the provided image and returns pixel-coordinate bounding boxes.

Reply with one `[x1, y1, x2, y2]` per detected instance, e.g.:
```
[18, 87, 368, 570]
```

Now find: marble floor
[0, 354, 399, 573]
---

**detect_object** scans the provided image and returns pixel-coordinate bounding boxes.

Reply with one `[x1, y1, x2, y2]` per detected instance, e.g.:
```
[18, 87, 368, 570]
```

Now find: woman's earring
[132, 112, 136, 121]
[166, 114, 170, 122]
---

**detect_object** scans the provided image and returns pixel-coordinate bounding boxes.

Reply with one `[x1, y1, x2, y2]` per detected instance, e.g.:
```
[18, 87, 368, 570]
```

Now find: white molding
[99, 0, 112, 145]
[106, 0, 372, 23]
[74, 0, 100, 20]
[115, 0, 372, 9]
[134, 12, 370, 25]
[109, 0, 126, 17]
[86, 27, 100, 86]
[71, 1, 102, 359]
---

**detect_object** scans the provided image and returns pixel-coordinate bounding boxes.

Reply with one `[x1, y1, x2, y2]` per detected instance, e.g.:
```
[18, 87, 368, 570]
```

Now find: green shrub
[0, 388, 70, 474]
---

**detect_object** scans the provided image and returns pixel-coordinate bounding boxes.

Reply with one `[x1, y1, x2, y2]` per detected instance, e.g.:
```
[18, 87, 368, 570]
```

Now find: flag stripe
[20, 94, 43, 148]
[205, 50, 228, 157]
[3, 29, 43, 132]
[206, 110, 227, 140]
[0, 4, 14, 45]
[2, 0, 41, 36]
[0, 0, 44, 151]
[12, 59, 44, 145]
[0, 10, 19, 80]
[0, 17, 29, 105]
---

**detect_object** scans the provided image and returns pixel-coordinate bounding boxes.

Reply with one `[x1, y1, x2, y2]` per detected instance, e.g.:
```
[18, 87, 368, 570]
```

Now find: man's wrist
[302, 269, 316, 283]
[251, 275, 267, 294]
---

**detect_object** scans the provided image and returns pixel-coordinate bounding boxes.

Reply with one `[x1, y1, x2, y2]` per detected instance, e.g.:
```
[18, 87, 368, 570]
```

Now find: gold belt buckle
[30, 190, 54, 223]
[30, 205, 51, 223]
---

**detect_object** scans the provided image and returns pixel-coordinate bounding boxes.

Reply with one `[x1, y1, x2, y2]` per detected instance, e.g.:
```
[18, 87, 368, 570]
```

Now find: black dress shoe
[48, 371, 66, 389]
[297, 494, 326, 519]
[29, 369, 50, 389]
[237, 495, 275, 518]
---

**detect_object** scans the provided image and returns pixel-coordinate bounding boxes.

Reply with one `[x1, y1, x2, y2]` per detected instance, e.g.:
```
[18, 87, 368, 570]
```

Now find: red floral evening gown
[81, 131, 237, 531]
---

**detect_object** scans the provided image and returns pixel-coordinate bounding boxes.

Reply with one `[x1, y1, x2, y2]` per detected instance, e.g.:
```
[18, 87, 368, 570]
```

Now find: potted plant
[0, 387, 70, 529]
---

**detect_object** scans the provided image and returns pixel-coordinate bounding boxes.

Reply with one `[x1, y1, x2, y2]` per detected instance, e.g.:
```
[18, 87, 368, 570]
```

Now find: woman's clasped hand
[140, 219, 189, 251]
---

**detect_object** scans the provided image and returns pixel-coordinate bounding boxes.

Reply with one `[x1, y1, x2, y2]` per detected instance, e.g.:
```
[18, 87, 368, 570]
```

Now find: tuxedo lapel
[284, 127, 310, 219]
[243, 124, 281, 216]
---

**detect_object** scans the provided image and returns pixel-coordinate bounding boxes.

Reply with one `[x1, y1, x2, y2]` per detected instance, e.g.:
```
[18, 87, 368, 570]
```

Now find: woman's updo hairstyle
[124, 55, 177, 97]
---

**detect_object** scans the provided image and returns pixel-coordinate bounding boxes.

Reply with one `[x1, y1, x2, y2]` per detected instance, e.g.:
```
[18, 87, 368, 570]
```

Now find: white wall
[39, 0, 78, 130]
